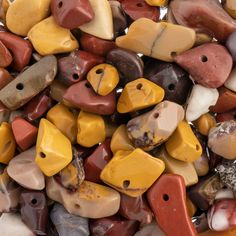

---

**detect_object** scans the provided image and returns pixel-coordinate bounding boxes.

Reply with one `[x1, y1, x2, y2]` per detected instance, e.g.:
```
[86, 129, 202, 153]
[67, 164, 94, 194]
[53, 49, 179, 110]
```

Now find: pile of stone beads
[1, 0, 236, 235]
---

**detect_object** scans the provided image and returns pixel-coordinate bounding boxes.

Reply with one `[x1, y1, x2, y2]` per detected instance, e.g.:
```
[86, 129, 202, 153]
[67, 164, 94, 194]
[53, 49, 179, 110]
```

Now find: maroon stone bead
[51, 0, 94, 29]
[90, 216, 139, 236]
[0, 68, 14, 90]
[63, 80, 116, 115]
[80, 33, 117, 57]
[0, 40, 12, 68]
[84, 139, 112, 183]
[58, 49, 104, 86]
[119, 194, 153, 224]
[0, 30, 32, 71]
[216, 110, 236, 123]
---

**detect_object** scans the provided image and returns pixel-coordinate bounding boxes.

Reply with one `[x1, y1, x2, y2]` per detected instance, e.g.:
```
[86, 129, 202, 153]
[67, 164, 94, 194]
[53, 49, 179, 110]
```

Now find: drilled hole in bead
[31, 199, 37, 205]
[72, 73, 79, 80]
[136, 2, 144, 7]
[196, 144, 200, 151]
[96, 69, 104, 74]
[136, 83, 143, 90]
[153, 113, 159, 119]
[75, 204, 80, 208]
[58, 1, 63, 8]
[168, 84, 175, 91]
[171, 51, 177, 57]
[16, 83, 24, 90]
[85, 82, 91, 88]
[39, 152, 46, 158]
[201, 55, 208, 62]
[163, 194, 169, 201]
[123, 180, 130, 189]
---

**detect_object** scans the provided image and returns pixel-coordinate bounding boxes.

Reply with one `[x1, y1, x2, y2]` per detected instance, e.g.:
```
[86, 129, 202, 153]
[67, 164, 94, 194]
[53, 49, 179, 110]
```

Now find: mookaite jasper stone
[147, 174, 197, 236]
[134, 221, 165, 236]
[208, 120, 236, 160]
[174, 43, 233, 88]
[90, 216, 139, 236]
[20, 190, 48, 235]
[7, 147, 45, 190]
[0, 68, 13, 90]
[0, 41, 12, 68]
[6, 0, 51, 36]
[170, 0, 236, 41]
[51, 0, 94, 29]
[46, 177, 120, 218]
[58, 49, 104, 85]
[145, 0, 168, 6]
[127, 101, 184, 150]
[50, 203, 89, 236]
[144, 59, 193, 105]
[216, 110, 236, 123]
[116, 18, 195, 62]
[0, 0, 9, 23]
[0, 55, 57, 110]
[0, 102, 10, 124]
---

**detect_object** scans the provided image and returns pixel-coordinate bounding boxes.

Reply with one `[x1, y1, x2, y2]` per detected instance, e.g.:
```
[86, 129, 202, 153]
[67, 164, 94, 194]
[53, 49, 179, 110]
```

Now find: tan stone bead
[224, 3, 236, 19]
[226, 0, 236, 10]
[0, 0, 10, 22]
[195, 33, 213, 46]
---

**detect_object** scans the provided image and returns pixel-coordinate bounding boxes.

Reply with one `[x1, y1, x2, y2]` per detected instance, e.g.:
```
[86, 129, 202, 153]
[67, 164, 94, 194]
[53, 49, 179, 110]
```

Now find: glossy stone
[188, 174, 223, 211]
[58, 49, 104, 86]
[28, 16, 78, 55]
[79, 0, 113, 40]
[0, 30, 32, 71]
[11, 117, 38, 151]
[226, 31, 236, 62]
[63, 80, 116, 115]
[0, 41, 12, 67]
[100, 148, 165, 197]
[121, 0, 159, 22]
[147, 174, 197, 236]
[144, 59, 193, 105]
[0, 0, 9, 23]
[90, 216, 139, 236]
[174, 43, 233, 88]
[106, 48, 144, 85]
[170, 0, 236, 41]
[46, 177, 120, 218]
[80, 33, 117, 57]
[186, 84, 219, 122]
[195, 33, 213, 46]
[216, 110, 236, 123]
[145, 0, 168, 6]
[116, 19, 195, 62]
[50, 203, 89, 236]
[36, 119, 72, 176]
[127, 101, 184, 151]
[208, 120, 236, 160]
[0, 68, 14, 90]
[6, 0, 51, 36]
[119, 194, 153, 224]
[51, 0, 94, 29]
[0, 55, 57, 110]
[225, 66, 236, 92]
[50, 80, 68, 103]
[20, 190, 48, 235]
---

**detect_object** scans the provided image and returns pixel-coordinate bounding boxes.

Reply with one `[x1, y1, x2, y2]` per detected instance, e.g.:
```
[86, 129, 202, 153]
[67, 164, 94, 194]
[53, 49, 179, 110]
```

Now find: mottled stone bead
[134, 221, 165, 236]
[0, 68, 14, 90]
[216, 110, 236, 123]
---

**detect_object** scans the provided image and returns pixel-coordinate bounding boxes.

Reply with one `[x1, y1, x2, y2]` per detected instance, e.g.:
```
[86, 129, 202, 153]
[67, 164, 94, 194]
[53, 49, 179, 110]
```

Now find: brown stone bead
[0, 30, 32, 71]
[84, 139, 112, 183]
[210, 87, 236, 113]
[50, 80, 68, 103]
[174, 43, 233, 88]
[216, 110, 236, 122]
[106, 48, 144, 86]
[0, 40, 12, 68]
[63, 80, 116, 115]
[147, 174, 197, 236]
[20, 190, 48, 235]
[170, 0, 236, 41]
[0, 68, 13, 90]
[121, 0, 159, 23]
[24, 89, 54, 122]
[51, 0, 94, 29]
[58, 50, 104, 86]
[90, 216, 140, 236]
[119, 194, 153, 224]
[80, 33, 117, 57]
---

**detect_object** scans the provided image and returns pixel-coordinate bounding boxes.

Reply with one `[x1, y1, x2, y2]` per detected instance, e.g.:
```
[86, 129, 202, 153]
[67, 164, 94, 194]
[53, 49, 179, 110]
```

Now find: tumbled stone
[170, 0, 236, 41]
[0, 41, 12, 68]
[50, 80, 68, 103]
[127, 101, 184, 151]
[192, 213, 209, 234]
[50, 203, 89, 236]
[134, 221, 165, 236]
[8, 110, 25, 124]
[116, 18, 195, 62]
[0, 0, 9, 23]
[226, 31, 236, 62]
[225, 66, 236, 92]
[174, 43, 233, 88]
[216, 110, 236, 123]
[0, 102, 10, 123]
[186, 84, 219, 122]
[0, 68, 13, 90]
[0, 55, 57, 110]
[195, 33, 213, 46]
[145, 0, 168, 6]
[46, 177, 120, 218]
[7, 147, 45, 190]
[215, 189, 235, 201]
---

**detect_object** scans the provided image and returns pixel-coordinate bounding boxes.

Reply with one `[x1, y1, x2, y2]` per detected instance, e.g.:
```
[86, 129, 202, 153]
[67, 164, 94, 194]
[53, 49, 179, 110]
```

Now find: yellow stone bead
[35, 118, 72, 177]
[195, 33, 213, 46]
[87, 64, 119, 96]
[28, 16, 79, 56]
[186, 195, 197, 217]
[6, 0, 51, 36]
[100, 148, 165, 197]
[47, 103, 77, 143]
[193, 113, 216, 136]
[165, 121, 202, 162]
[0, 122, 16, 164]
[116, 18, 195, 62]
[0, 0, 10, 22]
[154, 148, 198, 186]
[145, 0, 168, 6]
[110, 125, 135, 154]
[117, 78, 165, 113]
[77, 111, 106, 147]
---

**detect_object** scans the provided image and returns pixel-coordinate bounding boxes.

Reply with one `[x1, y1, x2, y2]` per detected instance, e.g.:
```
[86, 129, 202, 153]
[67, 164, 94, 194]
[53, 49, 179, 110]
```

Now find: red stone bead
[0, 41, 12, 68]
[216, 110, 236, 123]
[0, 68, 14, 90]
